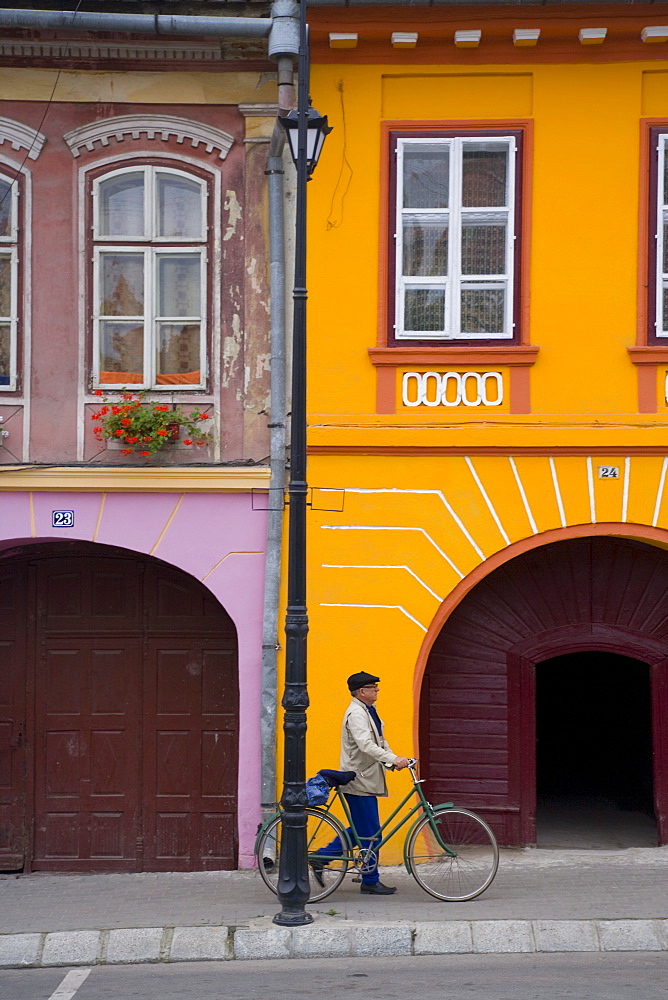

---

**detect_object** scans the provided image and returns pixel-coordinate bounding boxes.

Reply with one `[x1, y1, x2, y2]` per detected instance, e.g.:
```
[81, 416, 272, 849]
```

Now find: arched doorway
[419, 537, 668, 846]
[0, 542, 239, 873]
[536, 651, 656, 848]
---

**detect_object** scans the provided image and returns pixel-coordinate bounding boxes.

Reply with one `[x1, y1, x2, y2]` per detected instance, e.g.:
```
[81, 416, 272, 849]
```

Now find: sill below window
[368, 346, 539, 367]
[368, 345, 539, 415]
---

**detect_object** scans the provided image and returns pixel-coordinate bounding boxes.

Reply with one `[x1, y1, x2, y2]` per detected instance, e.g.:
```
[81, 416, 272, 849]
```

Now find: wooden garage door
[2, 546, 239, 872]
[421, 537, 668, 846]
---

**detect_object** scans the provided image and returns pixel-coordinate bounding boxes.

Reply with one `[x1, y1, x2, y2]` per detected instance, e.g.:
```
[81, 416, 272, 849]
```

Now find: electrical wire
[0, 0, 84, 212]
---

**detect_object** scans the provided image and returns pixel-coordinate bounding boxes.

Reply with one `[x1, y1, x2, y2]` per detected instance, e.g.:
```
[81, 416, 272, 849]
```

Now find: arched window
[0, 174, 19, 389]
[92, 165, 208, 389]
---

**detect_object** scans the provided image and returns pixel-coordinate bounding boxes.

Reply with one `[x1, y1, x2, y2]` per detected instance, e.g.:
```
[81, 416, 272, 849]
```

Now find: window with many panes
[391, 132, 521, 344]
[0, 174, 18, 388]
[92, 165, 208, 389]
[651, 132, 668, 341]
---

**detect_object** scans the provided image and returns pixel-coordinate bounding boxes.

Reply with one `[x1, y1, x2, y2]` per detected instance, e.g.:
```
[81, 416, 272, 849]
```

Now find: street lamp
[279, 106, 332, 175]
[273, 0, 330, 928]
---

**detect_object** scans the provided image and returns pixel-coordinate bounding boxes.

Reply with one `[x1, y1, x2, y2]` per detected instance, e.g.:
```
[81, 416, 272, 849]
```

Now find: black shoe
[309, 858, 326, 888]
[360, 881, 397, 895]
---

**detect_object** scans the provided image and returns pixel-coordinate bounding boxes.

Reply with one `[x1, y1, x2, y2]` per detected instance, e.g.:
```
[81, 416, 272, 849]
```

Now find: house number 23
[402, 371, 504, 408]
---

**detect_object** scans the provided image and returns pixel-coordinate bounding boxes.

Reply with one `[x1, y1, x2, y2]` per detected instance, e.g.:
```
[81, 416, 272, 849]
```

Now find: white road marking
[48, 968, 92, 1000]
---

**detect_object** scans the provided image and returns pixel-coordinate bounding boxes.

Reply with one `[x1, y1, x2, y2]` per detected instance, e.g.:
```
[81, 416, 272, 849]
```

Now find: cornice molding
[238, 103, 278, 117]
[0, 40, 221, 62]
[64, 114, 235, 161]
[0, 466, 270, 492]
[0, 116, 46, 161]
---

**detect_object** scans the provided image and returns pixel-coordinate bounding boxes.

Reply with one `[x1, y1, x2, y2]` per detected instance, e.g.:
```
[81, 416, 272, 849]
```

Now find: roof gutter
[0, 3, 300, 56]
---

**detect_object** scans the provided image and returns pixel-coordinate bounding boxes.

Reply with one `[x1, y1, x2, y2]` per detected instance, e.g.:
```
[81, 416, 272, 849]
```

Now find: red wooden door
[0, 564, 27, 869]
[1, 545, 239, 873]
[34, 637, 142, 869]
[422, 537, 668, 846]
[143, 639, 238, 870]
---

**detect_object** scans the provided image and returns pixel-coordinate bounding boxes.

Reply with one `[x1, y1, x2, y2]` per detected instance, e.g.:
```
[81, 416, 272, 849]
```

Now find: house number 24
[402, 371, 504, 408]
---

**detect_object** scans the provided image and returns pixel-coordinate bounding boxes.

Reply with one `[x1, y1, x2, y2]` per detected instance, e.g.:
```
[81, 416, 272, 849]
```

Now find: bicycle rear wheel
[406, 807, 499, 901]
[256, 807, 351, 903]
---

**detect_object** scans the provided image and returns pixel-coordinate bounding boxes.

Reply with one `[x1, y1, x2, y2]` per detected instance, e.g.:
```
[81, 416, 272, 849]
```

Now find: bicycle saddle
[318, 768, 356, 787]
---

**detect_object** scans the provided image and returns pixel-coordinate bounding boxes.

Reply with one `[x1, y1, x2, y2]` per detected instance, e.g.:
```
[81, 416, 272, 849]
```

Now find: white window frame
[0, 174, 19, 390]
[91, 164, 208, 389]
[655, 135, 668, 338]
[395, 135, 516, 342]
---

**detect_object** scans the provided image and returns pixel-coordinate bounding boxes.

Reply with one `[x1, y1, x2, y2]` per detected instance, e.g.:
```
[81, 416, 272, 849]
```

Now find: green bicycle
[254, 759, 499, 903]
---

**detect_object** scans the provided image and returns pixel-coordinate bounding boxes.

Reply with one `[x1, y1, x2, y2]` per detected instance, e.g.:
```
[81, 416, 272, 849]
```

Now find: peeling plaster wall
[0, 67, 277, 465]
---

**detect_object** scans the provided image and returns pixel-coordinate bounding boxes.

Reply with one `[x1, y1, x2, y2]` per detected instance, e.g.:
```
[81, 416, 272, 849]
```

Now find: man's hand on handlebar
[393, 756, 410, 770]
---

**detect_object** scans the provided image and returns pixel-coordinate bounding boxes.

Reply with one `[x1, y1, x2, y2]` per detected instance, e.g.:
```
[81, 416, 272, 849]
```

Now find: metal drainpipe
[260, 57, 294, 833]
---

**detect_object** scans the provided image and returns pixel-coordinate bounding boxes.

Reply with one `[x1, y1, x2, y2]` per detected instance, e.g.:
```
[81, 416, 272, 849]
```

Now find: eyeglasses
[360, 684, 379, 691]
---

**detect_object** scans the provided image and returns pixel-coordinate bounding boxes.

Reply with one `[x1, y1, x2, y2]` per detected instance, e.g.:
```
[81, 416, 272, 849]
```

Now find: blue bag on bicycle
[305, 774, 330, 805]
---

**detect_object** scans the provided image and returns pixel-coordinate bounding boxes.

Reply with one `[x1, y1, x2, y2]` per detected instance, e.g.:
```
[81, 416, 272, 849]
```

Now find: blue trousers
[316, 793, 381, 885]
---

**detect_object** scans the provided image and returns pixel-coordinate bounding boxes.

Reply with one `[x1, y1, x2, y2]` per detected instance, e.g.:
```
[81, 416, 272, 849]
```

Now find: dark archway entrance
[536, 652, 656, 847]
[420, 537, 668, 847]
[0, 542, 239, 873]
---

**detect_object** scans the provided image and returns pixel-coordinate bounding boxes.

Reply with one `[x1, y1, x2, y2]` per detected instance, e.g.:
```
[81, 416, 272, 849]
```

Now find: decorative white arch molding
[0, 117, 46, 160]
[64, 114, 234, 160]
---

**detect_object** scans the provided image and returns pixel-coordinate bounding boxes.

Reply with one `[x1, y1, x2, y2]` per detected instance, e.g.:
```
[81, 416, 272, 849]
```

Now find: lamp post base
[273, 907, 314, 926]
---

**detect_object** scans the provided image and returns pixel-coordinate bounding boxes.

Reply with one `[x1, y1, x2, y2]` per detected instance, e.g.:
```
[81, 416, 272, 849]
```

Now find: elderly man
[313, 670, 409, 895]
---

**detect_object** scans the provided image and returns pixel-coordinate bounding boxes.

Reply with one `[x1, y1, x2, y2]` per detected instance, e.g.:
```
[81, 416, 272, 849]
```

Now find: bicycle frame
[329, 763, 457, 862]
[253, 762, 458, 870]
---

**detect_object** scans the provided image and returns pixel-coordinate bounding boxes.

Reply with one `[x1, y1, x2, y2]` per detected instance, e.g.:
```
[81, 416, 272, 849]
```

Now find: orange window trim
[375, 119, 534, 413]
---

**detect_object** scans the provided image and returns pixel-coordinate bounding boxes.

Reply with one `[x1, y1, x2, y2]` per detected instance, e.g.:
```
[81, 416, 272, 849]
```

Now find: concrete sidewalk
[1, 847, 667, 967]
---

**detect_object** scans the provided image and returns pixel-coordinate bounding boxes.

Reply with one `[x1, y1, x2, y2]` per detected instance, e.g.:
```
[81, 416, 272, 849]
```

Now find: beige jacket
[340, 697, 397, 797]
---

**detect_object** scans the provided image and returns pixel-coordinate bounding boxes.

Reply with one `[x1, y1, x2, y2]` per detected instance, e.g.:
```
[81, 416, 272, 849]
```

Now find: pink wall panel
[0, 493, 32, 539]
[95, 492, 183, 553]
[31, 492, 101, 541]
[0, 488, 268, 867]
[152, 493, 267, 580]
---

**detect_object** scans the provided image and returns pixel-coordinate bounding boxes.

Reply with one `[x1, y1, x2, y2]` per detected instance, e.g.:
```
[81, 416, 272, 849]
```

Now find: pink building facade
[0, 13, 282, 873]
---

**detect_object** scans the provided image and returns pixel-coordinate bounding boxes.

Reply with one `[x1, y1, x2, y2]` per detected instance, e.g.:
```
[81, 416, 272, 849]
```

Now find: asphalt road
[1, 954, 667, 1000]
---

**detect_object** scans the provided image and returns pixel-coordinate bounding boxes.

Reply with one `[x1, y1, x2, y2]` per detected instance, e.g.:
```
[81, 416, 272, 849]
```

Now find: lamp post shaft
[274, 0, 313, 926]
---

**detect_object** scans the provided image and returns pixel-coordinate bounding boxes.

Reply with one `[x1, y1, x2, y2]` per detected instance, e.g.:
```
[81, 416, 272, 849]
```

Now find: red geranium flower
[121, 449, 133, 455]
[111, 406, 121, 415]
[157, 428, 168, 436]
[121, 418, 132, 426]
[140, 451, 151, 457]
[196, 439, 206, 446]
[198, 413, 209, 420]
[115, 429, 125, 437]
[93, 389, 103, 396]
[183, 439, 193, 446]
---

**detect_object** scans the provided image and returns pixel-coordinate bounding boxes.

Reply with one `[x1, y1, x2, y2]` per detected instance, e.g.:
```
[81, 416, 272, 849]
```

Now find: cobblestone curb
[1, 919, 667, 967]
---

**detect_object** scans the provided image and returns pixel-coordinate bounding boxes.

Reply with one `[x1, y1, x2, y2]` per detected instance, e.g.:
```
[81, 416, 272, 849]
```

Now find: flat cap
[347, 670, 380, 692]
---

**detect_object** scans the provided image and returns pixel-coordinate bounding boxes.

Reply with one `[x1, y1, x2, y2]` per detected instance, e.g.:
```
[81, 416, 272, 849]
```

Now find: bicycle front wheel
[256, 807, 351, 903]
[406, 807, 499, 902]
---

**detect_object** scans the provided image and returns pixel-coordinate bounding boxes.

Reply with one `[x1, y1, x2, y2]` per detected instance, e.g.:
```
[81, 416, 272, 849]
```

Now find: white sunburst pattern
[316, 454, 664, 633]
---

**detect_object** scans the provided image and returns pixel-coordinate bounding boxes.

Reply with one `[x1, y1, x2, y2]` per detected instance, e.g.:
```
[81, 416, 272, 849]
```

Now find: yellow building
[300, 2, 668, 853]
